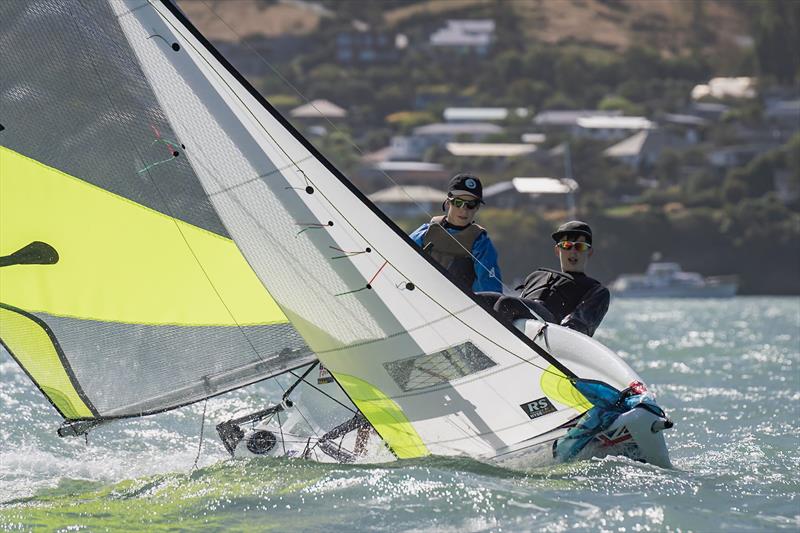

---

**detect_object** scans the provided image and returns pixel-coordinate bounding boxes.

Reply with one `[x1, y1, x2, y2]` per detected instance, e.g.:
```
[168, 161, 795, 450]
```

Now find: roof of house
[369, 185, 445, 203]
[521, 133, 546, 144]
[533, 109, 621, 126]
[430, 19, 495, 47]
[576, 116, 656, 130]
[691, 77, 757, 100]
[446, 143, 537, 157]
[289, 99, 347, 118]
[413, 122, 503, 136]
[512, 177, 578, 194]
[482, 181, 516, 197]
[375, 161, 445, 172]
[443, 107, 508, 121]
[662, 113, 709, 127]
[603, 130, 650, 158]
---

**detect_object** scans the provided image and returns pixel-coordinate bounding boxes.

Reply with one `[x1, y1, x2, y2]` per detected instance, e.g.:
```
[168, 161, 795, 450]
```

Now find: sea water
[1, 297, 797, 532]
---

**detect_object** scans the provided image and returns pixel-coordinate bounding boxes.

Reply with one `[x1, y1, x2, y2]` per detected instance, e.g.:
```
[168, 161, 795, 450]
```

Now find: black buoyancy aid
[517, 268, 600, 323]
[422, 216, 485, 290]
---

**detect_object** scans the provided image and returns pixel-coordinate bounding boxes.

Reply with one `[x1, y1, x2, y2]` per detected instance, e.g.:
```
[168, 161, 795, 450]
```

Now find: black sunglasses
[448, 198, 480, 209]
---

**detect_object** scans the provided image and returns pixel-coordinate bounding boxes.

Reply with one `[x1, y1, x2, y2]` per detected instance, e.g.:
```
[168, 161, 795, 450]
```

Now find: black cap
[447, 173, 483, 202]
[552, 220, 593, 244]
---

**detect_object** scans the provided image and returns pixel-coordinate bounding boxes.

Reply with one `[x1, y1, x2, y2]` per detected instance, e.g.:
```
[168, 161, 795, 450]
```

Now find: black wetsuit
[477, 268, 610, 337]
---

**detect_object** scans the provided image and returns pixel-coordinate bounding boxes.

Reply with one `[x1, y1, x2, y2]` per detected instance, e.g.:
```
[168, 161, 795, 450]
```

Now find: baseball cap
[447, 173, 483, 202]
[552, 220, 593, 244]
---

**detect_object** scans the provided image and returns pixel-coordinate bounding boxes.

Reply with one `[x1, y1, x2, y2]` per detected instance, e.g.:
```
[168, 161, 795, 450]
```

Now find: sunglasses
[556, 241, 592, 252]
[449, 198, 480, 209]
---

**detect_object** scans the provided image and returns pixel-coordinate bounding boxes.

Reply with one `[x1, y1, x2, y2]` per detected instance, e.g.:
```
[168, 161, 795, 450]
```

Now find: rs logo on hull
[520, 397, 557, 419]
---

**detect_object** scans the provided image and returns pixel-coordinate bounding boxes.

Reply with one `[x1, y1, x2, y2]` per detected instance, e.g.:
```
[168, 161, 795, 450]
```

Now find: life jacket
[517, 268, 600, 323]
[422, 216, 485, 291]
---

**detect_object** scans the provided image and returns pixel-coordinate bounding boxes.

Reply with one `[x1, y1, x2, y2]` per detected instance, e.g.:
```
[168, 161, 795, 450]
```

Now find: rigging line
[269, 362, 322, 441]
[286, 370, 356, 413]
[192, 399, 208, 471]
[75, 0, 273, 384]
[192, 0, 526, 302]
[208, 154, 315, 197]
[157, 2, 309, 195]
[152, 2, 572, 379]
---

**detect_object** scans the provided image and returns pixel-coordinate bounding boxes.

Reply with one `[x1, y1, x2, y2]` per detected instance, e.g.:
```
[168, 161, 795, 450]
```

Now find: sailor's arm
[471, 233, 503, 293]
[561, 285, 610, 337]
[409, 223, 430, 247]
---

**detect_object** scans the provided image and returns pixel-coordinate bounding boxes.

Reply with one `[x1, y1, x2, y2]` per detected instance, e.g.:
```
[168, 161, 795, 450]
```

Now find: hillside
[180, 0, 753, 60]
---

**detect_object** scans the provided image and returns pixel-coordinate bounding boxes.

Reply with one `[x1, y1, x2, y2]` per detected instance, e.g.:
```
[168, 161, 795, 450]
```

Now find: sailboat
[0, 0, 673, 469]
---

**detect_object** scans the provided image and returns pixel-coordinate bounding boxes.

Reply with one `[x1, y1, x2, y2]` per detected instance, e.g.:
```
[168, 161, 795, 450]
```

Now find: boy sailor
[410, 174, 502, 293]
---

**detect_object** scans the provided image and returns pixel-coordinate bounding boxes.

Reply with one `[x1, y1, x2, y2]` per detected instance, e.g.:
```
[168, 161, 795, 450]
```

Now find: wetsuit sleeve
[409, 224, 430, 247]
[471, 232, 503, 293]
[561, 285, 610, 337]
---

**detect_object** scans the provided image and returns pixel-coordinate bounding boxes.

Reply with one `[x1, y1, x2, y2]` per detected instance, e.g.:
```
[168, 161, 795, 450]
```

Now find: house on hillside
[369, 185, 445, 220]
[289, 99, 347, 120]
[691, 77, 757, 100]
[764, 98, 800, 129]
[521, 133, 547, 144]
[443, 107, 528, 122]
[689, 102, 730, 120]
[355, 160, 449, 192]
[660, 113, 709, 144]
[429, 20, 495, 56]
[390, 122, 504, 159]
[708, 143, 776, 170]
[445, 143, 537, 158]
[335, 23, 401, 64]
[603, 130, 687, 170]
[483, 177, 578, 215]
[533, 110, 622, 131]
[573, 116, 656, 141]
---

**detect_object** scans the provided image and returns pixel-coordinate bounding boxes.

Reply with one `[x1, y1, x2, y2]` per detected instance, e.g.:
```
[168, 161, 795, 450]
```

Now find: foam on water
[1, 297, 798, 531]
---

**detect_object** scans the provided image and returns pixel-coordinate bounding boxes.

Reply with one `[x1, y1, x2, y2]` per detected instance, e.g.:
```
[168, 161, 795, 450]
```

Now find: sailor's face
[556, 235, 592, 273]
[445, 195, 479, 226]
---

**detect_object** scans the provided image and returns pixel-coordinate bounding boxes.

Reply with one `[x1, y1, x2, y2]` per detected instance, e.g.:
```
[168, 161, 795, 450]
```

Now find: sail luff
[155, 0, 577, 381]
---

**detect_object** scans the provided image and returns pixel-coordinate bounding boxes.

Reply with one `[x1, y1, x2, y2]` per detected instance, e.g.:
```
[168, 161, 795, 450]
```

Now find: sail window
[383, 342, 496, 392]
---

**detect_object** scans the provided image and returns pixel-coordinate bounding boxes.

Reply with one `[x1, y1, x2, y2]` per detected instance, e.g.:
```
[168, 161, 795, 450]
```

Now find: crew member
[479, 221, 609, 336]
[410, 173, 502, 293]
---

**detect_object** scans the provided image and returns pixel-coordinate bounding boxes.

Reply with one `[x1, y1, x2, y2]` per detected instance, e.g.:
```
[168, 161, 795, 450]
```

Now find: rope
[191, 399, 207, 471]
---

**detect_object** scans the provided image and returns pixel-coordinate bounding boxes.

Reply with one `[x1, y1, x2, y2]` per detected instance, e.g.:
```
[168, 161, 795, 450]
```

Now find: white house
[573, 116, 656, 140]
[430, 20, 495, 55]
[369, 185, 445, 219]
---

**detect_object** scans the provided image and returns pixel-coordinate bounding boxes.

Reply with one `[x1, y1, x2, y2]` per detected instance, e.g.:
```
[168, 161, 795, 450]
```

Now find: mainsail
[0, 0, 634, 460]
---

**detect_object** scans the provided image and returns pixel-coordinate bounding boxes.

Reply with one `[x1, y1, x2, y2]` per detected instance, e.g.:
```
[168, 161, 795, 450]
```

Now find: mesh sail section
[0, 0, 315, 421]
[0, 0, 225, 235]
[41, 314, 310, 416]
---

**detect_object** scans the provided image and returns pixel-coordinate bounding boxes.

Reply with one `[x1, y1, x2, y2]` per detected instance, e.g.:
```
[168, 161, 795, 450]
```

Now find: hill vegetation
[180, 0, 800, 293]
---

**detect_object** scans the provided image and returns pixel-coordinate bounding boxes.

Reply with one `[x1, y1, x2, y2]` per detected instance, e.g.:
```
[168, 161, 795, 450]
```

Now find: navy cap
[447, 173, 483, 202]
[552, 220, 593, 244]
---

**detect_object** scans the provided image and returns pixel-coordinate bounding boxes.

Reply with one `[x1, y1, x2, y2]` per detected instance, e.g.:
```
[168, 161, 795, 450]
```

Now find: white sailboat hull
[231, 319, 673, 469]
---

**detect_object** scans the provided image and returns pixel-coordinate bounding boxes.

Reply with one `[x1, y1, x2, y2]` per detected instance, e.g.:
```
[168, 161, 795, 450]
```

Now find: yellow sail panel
[541, 365, 592, 411]
[335, 373, 429, 459]
[0, 146, 285, 326]
[0, 306, 93, 419]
